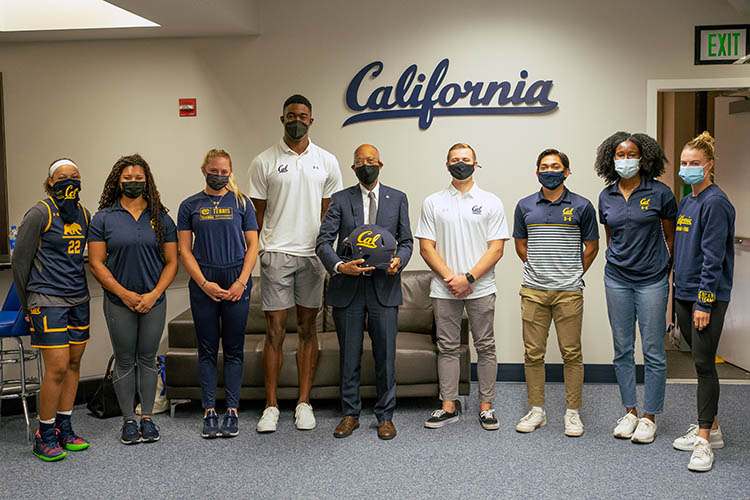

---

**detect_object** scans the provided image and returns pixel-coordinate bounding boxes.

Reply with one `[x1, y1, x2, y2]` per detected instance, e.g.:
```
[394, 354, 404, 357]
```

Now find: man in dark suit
[316, 144, 413, 440]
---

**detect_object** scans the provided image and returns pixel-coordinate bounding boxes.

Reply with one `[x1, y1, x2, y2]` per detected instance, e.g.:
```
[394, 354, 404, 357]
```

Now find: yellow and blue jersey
[26, 197, 90, 297]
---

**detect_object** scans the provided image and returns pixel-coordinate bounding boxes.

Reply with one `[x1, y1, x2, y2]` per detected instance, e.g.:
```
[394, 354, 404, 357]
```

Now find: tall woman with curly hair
[177, 149, 258, 439]
[671, 132, 734, 472]
[12, 158, 91, 461]
[595, 132, 676, 444]
[88, 154, 178, 445]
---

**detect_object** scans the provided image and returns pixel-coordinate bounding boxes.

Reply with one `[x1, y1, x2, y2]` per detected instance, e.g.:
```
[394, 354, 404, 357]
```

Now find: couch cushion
[397, 270, 434, 333]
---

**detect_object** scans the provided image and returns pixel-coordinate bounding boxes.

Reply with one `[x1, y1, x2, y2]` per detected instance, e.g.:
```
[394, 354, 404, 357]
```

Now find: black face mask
[52, 178, 81, 224]
[354, 164, 380, 185]
[285, 120, 308, 141]
[121, 181, 146, 199]
[449, 161, 475, 180]
[206, 174, 229, 191]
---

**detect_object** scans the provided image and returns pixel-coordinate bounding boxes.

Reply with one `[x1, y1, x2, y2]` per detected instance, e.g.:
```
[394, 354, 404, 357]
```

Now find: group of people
[11, 94, 734, 473]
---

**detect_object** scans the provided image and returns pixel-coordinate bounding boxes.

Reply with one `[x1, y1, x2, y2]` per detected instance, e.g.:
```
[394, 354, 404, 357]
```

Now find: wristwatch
[465, 272, 476, 284]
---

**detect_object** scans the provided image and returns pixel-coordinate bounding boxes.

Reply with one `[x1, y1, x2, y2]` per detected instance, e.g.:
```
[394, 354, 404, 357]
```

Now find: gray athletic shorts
[260, 251, 325, 311]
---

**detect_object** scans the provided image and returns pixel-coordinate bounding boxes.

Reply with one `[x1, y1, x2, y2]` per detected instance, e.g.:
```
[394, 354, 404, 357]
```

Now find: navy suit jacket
[316, 183, 413, 308]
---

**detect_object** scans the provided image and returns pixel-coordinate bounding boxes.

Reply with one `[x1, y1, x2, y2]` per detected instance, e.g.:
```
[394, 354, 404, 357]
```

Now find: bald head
[353, 144, 380, 164]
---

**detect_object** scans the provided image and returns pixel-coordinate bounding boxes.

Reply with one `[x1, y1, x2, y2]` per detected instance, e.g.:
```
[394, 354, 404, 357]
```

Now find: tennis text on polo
[344, 58, 558, 129]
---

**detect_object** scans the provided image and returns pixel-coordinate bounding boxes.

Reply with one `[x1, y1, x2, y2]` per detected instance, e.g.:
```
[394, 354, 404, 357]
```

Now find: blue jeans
[604, 273, 669, 414]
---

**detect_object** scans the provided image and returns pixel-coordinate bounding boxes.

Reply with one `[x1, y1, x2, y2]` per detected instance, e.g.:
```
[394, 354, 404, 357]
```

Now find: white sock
[57, 410, 73, 416]
[532, 406, 544, 412]
[566, 408, 579, 415]
[39, 418, 55, 424]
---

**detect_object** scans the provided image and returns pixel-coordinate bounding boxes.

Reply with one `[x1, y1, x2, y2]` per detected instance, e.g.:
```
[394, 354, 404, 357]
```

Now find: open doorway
[655, 82, 750, 382]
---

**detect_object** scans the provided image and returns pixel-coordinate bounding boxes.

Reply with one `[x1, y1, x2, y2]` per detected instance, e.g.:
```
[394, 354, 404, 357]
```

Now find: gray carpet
[1, 382, 749, 499]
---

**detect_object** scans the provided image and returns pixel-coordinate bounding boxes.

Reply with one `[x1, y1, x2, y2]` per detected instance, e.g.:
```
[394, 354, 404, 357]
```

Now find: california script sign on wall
[343, 59, 559, 130]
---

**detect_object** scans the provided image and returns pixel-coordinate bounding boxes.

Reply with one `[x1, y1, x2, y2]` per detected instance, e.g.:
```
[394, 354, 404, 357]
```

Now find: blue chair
[0, 282, 42, 441]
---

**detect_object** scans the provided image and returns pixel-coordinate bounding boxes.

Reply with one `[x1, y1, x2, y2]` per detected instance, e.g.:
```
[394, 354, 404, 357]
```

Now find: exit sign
[695, 24, 749, 65]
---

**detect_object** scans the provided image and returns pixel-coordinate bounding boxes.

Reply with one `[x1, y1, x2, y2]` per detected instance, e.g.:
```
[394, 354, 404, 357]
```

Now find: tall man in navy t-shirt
[513, 148, 599, 437]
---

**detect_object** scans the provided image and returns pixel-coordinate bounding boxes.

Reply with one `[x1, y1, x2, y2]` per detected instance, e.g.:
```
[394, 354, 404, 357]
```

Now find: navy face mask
[52, 178, 81, 223]
[537, 170, 566, 190]
[449, 161, 475, 180]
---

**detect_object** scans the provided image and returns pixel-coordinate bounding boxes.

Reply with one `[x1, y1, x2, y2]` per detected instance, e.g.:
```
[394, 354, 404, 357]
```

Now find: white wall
[1, 0, 749, 378]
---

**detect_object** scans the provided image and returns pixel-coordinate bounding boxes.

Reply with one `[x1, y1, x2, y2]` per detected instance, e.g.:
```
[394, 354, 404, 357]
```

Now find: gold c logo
[356, 230, 381, 249]
[562, 207, 574, 222]
[640, 198, 651, 210]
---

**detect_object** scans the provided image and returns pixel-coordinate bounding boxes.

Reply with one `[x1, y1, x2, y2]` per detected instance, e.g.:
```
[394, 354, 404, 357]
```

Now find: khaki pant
[520, 286, 583, 409]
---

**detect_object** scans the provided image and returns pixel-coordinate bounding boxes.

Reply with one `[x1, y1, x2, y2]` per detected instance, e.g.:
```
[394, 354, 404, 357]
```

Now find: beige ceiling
[0, 0, 260, 42]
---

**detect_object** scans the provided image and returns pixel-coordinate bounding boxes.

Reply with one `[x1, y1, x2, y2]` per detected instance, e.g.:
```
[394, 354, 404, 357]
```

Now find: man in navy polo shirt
[513, 148, 599, 437]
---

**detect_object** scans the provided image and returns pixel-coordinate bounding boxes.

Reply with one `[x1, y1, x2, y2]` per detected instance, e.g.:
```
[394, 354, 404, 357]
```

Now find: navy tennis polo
[177, 191, 259, 267]
[513, 188, 599, 291]
[598, 177, 676, 285]
[673, 184, 735, 312]
[89, 201, 177, 307]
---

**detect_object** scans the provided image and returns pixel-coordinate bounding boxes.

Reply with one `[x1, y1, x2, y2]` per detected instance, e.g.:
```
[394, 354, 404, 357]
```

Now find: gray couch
[164, 270, 470, 406]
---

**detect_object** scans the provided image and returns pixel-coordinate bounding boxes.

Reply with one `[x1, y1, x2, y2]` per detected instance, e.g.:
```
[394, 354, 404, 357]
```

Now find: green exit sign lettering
[695, 24, 749, 65]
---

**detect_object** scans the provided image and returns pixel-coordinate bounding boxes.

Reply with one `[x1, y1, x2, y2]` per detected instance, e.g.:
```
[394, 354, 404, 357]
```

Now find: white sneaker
[294, 402, 316, 430]
[631, 417, 657, 444]
[564, 409, 584, 437]
[516, 407, 546, 433]
[613, 412, 639, 439]
[688, 437, 714, 472]
[673, 424, 725, 451]
[256, 406, 280, 433]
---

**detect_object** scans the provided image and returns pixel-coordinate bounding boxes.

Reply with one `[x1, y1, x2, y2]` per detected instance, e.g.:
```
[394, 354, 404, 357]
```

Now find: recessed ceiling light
[0, 0, 159, 32]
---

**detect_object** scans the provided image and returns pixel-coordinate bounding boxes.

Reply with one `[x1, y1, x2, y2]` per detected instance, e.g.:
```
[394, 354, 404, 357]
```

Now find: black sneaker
[201, 409, 220, 439]
[121, 419, 141, 445]
[479, 409, 500, 430]
[140, 418, 160, 443]
[219, 410, 239, 438]
[424, 407, 460, 429]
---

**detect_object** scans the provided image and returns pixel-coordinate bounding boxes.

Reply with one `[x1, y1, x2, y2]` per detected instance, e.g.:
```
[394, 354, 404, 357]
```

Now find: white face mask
[614, 158, 640, 179]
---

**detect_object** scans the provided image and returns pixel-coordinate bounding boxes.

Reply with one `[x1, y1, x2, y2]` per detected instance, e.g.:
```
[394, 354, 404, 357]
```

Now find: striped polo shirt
[513, 188, 599, 291]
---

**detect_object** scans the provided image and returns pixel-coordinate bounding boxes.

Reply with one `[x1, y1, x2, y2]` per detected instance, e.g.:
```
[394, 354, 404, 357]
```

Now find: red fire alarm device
[179, 98, 197, 117]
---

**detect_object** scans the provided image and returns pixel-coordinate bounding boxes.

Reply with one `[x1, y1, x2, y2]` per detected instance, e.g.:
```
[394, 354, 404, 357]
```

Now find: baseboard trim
[471, 363, 645, 384]
[0, 376, 101, 417]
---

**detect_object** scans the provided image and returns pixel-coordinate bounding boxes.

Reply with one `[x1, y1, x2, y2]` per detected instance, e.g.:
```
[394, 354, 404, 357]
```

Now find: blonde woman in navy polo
[12, 158, 91, 461]
[671, 132, 734, 472]
[178, 149, 259, 439]
[89, 154, 178, 445]
[595, 132, 676, 445]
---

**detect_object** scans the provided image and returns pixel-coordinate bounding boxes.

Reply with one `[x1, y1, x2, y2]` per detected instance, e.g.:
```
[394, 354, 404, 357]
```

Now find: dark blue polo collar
[606, 176, 653, 197]
[535, 187, 572, 206]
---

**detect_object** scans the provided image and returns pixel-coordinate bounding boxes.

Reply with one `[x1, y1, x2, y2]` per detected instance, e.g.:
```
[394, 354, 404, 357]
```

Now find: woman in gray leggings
[89, 154, 178, 445]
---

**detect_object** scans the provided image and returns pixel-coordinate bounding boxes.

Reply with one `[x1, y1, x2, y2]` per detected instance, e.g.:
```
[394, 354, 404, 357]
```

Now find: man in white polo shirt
[249, 94, 343, 432]
[415, 143, 509, 431]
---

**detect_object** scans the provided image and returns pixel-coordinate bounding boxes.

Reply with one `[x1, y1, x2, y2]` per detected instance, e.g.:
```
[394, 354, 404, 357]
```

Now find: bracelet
[199, 279, 207, 288]
[236, 279, 248, 290]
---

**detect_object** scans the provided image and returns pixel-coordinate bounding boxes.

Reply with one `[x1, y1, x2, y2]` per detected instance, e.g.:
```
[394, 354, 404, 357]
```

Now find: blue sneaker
[220, 410, 239, 438]
[33, 429, 67, 462]
[55, 419, 90, 451]
[121, 419, 141, 445]
[201, 409, 219, 439]
[140, 418, 160, 443]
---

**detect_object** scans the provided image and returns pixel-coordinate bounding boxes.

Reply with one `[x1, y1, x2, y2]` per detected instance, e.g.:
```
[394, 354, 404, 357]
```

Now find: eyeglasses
[353, 157, 379, 167]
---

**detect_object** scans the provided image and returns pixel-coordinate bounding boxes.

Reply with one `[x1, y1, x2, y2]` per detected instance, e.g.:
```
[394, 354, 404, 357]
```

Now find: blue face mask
[537, 170, 566, 190]
[679, 165, 706, 185]
[614, 158, 640, 179]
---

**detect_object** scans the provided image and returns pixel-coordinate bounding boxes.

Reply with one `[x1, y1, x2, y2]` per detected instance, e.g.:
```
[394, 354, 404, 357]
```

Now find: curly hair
[98, 154, 168, 257]
[594, 132, 667, 185]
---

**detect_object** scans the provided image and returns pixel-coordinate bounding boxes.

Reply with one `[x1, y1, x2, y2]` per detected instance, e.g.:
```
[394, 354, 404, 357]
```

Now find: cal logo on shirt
[676, 214, 692, 232]
[640, 198, 651, 210]
[30, 307, 41, 315]
[200, 206, 234, 221]
[562, 207, 574, 222]
[471, 205, 482, 215]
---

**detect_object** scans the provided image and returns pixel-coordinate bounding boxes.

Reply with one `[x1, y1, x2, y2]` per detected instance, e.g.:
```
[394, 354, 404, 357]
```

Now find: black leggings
[674, 299, 729, 429]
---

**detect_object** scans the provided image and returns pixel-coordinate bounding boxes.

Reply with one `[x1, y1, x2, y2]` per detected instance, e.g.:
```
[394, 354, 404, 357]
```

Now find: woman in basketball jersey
[12, 158, 91, 462]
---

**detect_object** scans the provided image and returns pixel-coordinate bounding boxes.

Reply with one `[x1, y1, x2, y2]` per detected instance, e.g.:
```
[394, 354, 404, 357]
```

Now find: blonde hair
[446, 143, 476, 162]
[201, 148, 248, 209]
[683, 131, 715, 182]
